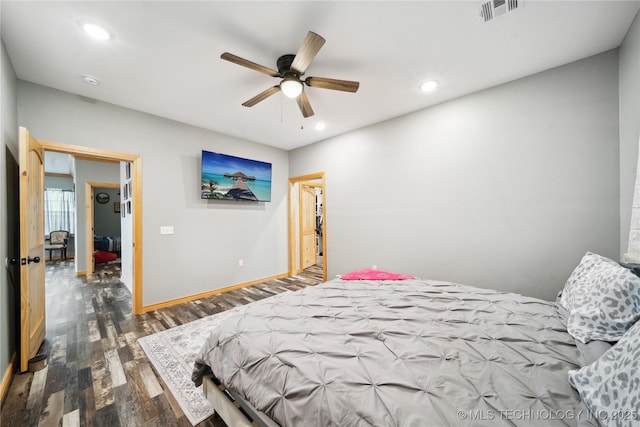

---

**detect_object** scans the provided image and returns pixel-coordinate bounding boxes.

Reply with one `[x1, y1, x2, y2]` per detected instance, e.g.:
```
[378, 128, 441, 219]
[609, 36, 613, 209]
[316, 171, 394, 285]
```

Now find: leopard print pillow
[560, 252, 619, 312]
[560, 252, 640, 343]
[568, 319, 640, 426]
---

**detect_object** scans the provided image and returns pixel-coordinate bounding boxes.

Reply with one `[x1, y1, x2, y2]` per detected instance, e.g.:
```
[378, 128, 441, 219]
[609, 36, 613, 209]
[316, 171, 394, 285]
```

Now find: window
[44, 188, 76, 236]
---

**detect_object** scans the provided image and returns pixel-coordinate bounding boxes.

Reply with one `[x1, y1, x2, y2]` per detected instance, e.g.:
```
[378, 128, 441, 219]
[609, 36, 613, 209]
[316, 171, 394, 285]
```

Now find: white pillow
[568, 319, 640, 426]
[560, 252, 640, 343]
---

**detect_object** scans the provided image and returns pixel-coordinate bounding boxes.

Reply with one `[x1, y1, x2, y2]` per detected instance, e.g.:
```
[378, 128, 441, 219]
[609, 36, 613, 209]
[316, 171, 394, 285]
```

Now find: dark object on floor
[94, 250, 118, 264]
[28, 354, 47, 372]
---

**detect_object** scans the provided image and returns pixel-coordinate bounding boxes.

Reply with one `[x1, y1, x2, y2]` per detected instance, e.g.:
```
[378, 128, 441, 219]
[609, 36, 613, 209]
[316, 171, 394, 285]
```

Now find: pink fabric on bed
[340, 268, 415, 280]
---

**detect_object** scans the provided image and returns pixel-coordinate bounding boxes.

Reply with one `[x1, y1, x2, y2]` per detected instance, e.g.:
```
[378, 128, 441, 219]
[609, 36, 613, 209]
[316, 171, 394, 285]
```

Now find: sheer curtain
[44, 188, 76, 236]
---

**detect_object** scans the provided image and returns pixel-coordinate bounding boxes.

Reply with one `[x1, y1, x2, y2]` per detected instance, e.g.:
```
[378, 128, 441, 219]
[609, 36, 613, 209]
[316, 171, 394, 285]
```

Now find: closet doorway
[300, 181, 323, 271]
[288, 172, 326, 281]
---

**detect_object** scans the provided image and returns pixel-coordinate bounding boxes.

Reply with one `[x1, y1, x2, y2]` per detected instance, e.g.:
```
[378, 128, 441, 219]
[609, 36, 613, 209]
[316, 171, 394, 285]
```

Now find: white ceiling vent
[479, 0, 523, 22]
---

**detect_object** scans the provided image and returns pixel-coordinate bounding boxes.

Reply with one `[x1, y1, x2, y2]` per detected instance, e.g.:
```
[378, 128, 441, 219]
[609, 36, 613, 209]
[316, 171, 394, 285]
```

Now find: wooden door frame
[288, 172, 326, 281]
[39, 139, 144, 314]
[85, 181, 120, 275]
[299, 181, 323, 273]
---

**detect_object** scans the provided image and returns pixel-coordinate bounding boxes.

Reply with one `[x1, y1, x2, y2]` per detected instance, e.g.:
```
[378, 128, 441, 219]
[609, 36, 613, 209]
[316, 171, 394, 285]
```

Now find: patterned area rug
[138, 299, 269, 425]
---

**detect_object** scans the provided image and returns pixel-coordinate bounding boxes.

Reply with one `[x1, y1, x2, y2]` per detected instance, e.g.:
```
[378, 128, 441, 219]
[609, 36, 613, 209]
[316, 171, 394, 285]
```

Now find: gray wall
[44, 174, 74, 190]
[18, 82, 289, 306]
[1, 38, 18, 390]
[289, 50, 620, 301]
[93, 187, 121, 238]
[619, 11, 640, 256]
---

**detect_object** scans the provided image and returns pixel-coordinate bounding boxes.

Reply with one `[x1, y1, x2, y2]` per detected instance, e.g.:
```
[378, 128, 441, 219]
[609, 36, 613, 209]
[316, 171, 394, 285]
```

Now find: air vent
[479, 0, 522, 22]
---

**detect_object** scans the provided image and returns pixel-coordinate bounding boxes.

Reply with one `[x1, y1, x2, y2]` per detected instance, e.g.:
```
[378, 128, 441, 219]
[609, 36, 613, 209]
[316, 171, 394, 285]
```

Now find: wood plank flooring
[1, 260, 324, 427]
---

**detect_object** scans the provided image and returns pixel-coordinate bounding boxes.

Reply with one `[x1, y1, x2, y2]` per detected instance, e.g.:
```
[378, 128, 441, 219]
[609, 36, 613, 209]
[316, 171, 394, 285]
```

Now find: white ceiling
[2, 1, 639, 151]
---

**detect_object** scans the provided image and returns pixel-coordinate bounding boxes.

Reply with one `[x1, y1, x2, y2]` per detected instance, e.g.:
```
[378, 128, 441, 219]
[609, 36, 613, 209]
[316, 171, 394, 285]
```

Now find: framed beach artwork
[201, 150, 272, 202]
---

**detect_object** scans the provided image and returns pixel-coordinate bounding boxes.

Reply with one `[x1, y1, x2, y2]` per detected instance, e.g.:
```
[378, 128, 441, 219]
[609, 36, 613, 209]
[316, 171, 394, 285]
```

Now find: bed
[193, 255, 640, 427]
[94, 234, 121, 254]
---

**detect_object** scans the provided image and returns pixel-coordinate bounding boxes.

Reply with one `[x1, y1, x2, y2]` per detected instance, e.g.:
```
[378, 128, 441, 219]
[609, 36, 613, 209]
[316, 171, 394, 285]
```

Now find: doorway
[6, 147, 20, 373]
[38, 139, 143, 314]
[85, 182, 121, 275]
[288, 172, 326, 281]
[300, 181, 323, 271]
[18, 129, 143, 372]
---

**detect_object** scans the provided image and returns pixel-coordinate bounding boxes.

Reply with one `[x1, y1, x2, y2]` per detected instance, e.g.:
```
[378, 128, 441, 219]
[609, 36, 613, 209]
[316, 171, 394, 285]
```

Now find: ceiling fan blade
[221, 52, 280, 77]
[305, 77, 360, 93]
[296, 90, 314, 118]
[242, 86, 281, 107]
[291, 31, 326, 74]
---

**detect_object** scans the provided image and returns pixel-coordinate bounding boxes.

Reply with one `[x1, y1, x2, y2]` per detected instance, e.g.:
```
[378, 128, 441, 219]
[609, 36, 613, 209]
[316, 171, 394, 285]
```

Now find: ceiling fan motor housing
[277, 54, 297, 76]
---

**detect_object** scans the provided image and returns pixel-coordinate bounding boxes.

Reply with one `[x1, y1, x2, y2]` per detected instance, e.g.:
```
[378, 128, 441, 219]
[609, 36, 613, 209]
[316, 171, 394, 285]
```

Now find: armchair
[45, 230, 69, 261]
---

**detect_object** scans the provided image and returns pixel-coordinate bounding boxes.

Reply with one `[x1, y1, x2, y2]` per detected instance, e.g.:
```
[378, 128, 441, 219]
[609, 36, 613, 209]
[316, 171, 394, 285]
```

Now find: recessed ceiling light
[315, 122, 326, 131]
[82, 74, 100, 86]
[82, 22, 111, 41]
[420, 80, 439, 92]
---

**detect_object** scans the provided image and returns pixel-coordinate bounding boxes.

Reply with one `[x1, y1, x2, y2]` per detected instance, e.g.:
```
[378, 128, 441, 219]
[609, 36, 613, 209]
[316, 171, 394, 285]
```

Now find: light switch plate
[160, 226, 174, 235]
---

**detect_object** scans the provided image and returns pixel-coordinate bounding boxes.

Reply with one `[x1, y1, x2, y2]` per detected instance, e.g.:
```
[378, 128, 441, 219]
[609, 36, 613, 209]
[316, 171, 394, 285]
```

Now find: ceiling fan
[221, 31, 360, 118]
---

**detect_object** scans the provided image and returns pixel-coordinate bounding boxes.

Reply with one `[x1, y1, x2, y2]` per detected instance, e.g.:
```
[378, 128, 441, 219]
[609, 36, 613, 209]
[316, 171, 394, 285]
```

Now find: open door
[19, 127, 46, 372]
[300, 183, 318, 271]
[288, 172, 327, 281]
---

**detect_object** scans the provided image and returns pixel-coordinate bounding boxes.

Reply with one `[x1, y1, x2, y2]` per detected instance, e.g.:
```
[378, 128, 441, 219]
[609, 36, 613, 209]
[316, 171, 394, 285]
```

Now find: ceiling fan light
[281, 78, 303, 98]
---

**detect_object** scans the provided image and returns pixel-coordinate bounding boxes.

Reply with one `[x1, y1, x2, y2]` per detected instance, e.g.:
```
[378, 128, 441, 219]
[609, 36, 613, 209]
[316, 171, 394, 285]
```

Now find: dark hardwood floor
[1, 260, 324, 427]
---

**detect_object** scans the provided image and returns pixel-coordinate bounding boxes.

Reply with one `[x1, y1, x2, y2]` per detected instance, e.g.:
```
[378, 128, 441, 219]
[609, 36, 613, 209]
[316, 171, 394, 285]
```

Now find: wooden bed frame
[202, 375, 280, 427]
